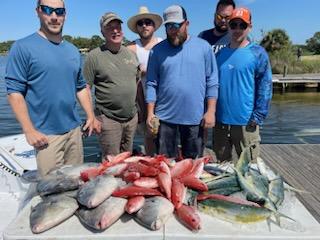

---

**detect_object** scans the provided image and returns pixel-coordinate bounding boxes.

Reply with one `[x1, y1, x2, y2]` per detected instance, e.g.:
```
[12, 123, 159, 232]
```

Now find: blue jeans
[157, 121, 204, 159]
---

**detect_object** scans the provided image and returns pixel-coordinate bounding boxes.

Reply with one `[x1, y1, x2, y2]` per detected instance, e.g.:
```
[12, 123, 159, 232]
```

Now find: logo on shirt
[212, 44, 227, 54]
[228, 64, 234, 70]
[124, 58, 136, 65]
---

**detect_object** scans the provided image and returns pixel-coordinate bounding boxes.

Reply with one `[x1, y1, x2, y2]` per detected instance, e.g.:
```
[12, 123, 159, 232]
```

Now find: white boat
[0, 134, 37, 240]
[1, 135, 320, 239]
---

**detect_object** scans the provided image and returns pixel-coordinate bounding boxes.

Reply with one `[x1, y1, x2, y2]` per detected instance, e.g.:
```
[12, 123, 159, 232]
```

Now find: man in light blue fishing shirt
[146, 5, 219, 159]
[214, 7, 273, 162]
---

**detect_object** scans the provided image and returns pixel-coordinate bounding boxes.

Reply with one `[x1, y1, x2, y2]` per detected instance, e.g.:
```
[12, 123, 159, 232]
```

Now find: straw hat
[127, 6, 163, 33]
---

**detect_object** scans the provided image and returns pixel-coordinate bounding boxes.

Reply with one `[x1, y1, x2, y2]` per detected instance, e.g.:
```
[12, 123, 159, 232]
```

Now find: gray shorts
[213, 123, 261, 163]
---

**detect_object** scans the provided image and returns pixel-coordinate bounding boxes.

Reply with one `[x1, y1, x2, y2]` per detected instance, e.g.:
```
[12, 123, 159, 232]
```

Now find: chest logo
[228, 64, 235, 70]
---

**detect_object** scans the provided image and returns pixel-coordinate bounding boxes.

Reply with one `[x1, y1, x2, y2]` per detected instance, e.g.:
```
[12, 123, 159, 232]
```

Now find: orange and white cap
[229, 7, 251, 24]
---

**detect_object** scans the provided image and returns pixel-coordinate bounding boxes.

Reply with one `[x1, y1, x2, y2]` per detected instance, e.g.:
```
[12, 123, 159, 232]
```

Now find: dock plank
[261, 144, 320, 223]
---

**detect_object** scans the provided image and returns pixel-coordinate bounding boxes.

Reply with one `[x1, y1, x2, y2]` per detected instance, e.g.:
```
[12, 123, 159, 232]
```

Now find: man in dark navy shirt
[198, 0, 235, 54]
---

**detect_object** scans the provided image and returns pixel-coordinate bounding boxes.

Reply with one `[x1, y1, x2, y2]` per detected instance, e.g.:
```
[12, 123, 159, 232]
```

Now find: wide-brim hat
[127, 6, 163, 34]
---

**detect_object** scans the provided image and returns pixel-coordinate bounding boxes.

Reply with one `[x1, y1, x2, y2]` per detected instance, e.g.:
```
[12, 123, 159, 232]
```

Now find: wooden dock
[260, 144, 320, 223]
[272, 74, 320, 91]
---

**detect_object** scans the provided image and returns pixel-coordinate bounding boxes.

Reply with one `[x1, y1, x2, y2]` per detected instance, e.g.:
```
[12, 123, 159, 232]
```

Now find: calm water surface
[0, 55, 319, 158]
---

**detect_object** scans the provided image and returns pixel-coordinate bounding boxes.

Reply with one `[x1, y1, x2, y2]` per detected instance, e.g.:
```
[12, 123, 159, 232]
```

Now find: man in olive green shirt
[84, 12, 139, 156]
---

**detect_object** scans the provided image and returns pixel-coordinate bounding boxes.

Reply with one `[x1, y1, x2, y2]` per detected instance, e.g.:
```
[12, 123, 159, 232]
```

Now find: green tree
[260, 29, 291, 53]
[89, 35, 104, 50]
[306, 32, 320, 54]
[63, 35, 73, 42]
[0, 40, 14, 53]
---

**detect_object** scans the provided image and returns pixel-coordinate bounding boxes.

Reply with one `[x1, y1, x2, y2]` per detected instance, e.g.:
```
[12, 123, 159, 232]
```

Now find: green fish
[198, 198, 271, 224]
[268, 176, 285, 209]
[205, 174, 239, 191]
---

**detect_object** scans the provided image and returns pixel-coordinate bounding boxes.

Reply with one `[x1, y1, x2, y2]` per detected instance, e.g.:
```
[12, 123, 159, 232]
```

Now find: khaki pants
[97, 114, 138, 156]
[214, 123, 261, 163]
[36, 127, 83, 177]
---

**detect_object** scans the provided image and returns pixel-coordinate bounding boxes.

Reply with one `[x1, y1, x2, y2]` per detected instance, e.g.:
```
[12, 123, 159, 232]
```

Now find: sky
[1, 0, 319, 44]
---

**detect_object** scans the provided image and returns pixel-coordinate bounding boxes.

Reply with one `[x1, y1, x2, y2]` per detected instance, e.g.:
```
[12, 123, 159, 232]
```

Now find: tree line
[0, 35, 131, 54]
[1, 31, 320, 55]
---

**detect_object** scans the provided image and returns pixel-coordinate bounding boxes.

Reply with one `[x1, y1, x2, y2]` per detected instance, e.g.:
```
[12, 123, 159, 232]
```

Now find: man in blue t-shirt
[146, 5, 219, 159]
[5, 0, 100, 176]
[214, 7, 272, 162]
[198, 0, 235, 55]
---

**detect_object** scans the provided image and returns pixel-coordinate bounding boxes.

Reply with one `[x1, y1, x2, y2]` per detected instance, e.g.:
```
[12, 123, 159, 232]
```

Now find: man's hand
[202, 111, 215, 129]
[146, 113, 156, 133]
[82, 117, 101, 137]
[25, 129, 48, 150]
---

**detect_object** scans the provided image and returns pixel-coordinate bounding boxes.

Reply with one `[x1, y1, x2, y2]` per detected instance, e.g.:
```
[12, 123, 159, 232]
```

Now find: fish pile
[30, 148, 298, 234]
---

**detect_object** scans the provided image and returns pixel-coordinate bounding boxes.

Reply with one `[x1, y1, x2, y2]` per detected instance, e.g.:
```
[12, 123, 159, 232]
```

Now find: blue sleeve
[77, 52, 87, 91]
[145, 48, 158, 103]
[251, 47, 273, 124]
[205, 45, 219, 99]
[5, 41, 29, 95]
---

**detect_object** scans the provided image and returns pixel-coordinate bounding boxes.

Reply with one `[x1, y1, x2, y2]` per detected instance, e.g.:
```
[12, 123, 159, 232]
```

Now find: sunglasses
[165, 22, 184, 31]
[229, 21, 248, 30]
[137, 19, 154, 27]
[215, 13, 231, 21]
[39, 5, 66, 16]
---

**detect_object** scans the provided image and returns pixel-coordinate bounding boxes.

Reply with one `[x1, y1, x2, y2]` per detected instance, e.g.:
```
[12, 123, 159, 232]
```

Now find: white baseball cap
[163, 5, 187, 24]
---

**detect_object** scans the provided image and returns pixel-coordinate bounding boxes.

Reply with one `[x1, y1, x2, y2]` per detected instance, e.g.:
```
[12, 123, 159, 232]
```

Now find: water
[1, 55, 319, 158]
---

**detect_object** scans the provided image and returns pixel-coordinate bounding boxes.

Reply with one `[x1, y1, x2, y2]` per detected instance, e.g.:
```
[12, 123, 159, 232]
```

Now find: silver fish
[77, 174, 118, 208]
[30, 195, 78, 233]
[135, 196, 174, 230]
[37, 175, 80, 196]
[76, 196, 127, 230]
[50, 162, 100, 179]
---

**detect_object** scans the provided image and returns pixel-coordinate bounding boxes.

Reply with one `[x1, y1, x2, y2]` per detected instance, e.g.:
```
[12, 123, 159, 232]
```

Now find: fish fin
[284, 184, 310, 194]
[266, 217, 272, 232]
[274, 211, 296, 224]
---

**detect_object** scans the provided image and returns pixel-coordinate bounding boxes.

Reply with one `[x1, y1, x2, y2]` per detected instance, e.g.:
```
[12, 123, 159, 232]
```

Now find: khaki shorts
[97, 113, 138, 156]
[36, 127, 83, 177]
[213, 123, 261, 163]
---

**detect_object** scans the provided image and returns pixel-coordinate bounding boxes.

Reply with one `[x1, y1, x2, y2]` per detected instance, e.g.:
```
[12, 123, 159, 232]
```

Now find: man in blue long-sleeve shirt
[214, 7, 273, 162]
[145, 5, 219, 159]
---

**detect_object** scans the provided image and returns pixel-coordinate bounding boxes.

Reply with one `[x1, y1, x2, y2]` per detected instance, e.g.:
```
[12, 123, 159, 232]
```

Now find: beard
[139, 30, 154, 40]
[167, 31, 188, 47]
[41, 22, 63, 36]
[214, 20, 228, 34]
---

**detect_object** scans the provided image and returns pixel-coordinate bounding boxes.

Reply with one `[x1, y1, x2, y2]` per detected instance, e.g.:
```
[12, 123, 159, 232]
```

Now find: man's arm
[76, 87, 100, 136]
[202, 98, 217, 128]
[146, 102, 156, 131]
[145, 48, 159, 132]
[250, 48, 273, 125]
[203, 44, 219, 128]
[7, 93, 48, 149]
